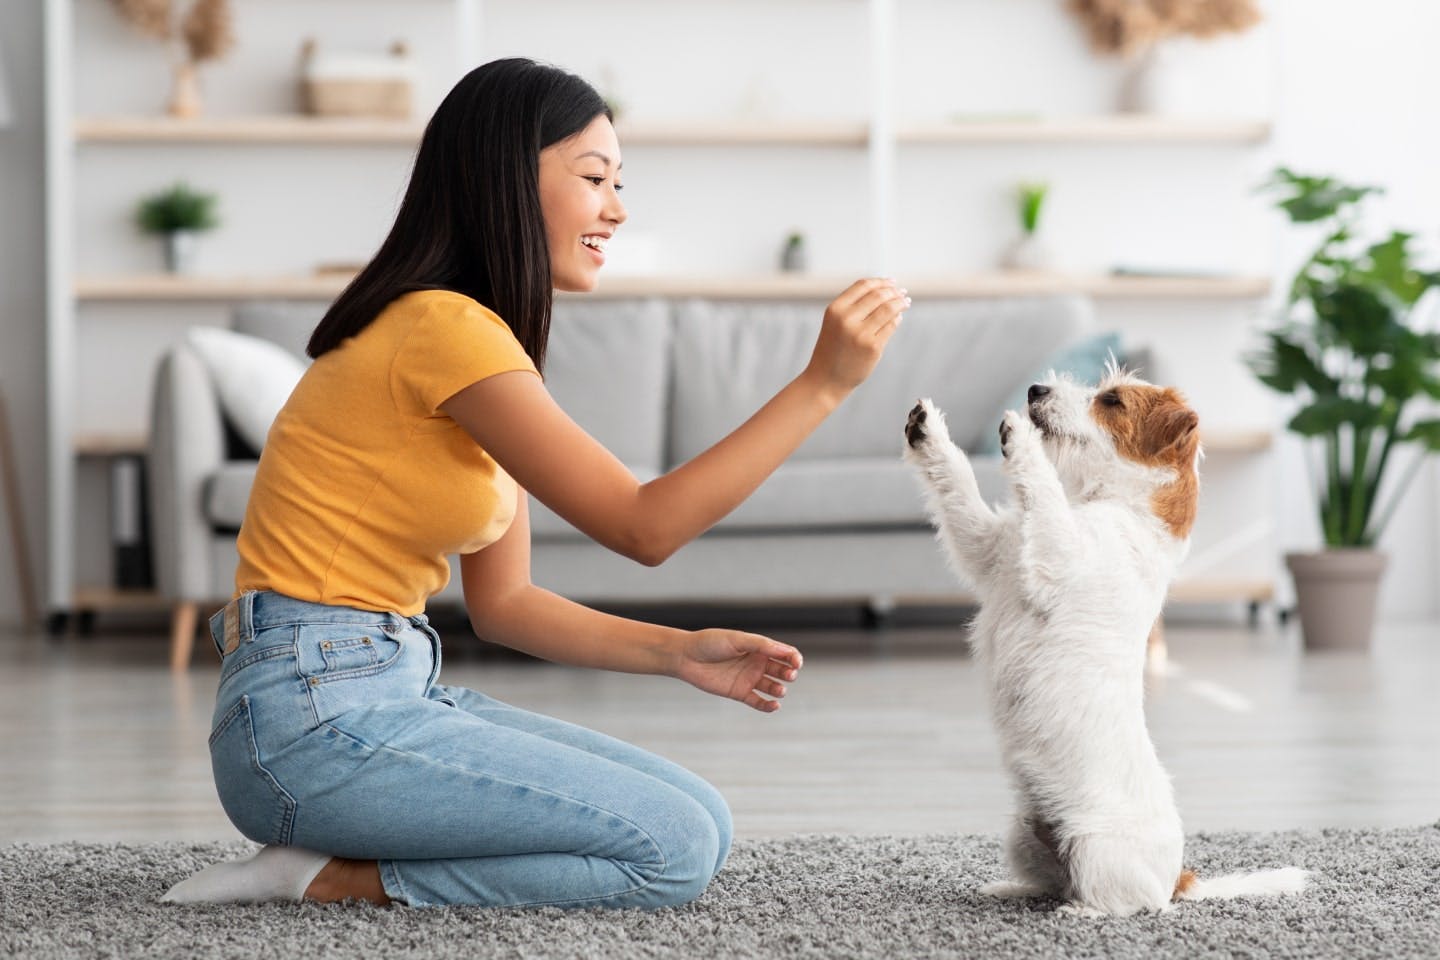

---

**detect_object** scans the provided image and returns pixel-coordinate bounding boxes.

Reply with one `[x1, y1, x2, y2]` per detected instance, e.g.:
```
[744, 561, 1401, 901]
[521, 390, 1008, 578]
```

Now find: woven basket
[303, 76, 412, 119]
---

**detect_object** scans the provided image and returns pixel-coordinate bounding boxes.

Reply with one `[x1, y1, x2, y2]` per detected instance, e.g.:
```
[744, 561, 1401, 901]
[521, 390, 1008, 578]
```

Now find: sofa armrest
[148, 345, 226, 603]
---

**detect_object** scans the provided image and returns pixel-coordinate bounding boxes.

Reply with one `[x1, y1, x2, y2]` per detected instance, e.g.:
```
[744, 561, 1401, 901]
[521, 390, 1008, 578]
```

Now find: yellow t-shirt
[234, 289, 539, 615]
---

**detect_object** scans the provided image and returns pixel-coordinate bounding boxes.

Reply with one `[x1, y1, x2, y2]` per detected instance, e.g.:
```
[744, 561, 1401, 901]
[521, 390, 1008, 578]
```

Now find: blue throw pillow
[973, 331, 1124, 454]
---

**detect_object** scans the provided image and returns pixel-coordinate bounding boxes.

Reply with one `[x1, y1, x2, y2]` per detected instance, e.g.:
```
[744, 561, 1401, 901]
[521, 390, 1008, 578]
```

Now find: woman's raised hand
[803, 278, 910, 400]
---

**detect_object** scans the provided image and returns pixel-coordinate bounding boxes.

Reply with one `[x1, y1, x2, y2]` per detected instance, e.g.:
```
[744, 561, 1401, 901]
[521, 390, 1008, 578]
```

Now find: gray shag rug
[3, 827, 1438, 959]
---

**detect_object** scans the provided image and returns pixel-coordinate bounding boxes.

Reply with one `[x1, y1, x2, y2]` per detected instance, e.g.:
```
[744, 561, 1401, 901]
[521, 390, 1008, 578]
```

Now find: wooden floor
[2, 611, 1437, 844]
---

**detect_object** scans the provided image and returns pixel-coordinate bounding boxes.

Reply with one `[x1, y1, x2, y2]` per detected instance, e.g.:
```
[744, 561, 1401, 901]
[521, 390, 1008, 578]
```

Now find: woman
[162, 58, 907, 910]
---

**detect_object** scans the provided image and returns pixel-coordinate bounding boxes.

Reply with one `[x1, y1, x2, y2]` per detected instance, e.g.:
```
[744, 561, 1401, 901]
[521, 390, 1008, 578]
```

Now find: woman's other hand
[802, 278, 909, 402]
[674, 629, 804, 713]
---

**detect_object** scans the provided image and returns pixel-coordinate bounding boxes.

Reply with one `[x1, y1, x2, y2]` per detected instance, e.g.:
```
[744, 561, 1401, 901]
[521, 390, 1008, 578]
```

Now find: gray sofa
[149, 294, 1092, 666]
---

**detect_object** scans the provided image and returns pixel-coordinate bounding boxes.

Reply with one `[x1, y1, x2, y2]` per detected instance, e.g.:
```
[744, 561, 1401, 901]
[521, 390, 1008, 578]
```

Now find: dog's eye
[1098, 391, 1123, 408]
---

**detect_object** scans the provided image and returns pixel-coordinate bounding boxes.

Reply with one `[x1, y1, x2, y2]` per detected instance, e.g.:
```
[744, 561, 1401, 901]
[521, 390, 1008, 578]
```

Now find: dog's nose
[1027, 384, 1051, 404]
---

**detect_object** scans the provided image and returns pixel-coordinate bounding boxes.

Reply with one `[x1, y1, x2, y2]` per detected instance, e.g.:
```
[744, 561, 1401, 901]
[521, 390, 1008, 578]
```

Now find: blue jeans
[206, 590, 732, 908]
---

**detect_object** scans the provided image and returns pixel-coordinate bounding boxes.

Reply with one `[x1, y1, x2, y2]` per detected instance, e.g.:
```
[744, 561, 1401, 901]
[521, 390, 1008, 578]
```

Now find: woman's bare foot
[303, 857, 392, 905]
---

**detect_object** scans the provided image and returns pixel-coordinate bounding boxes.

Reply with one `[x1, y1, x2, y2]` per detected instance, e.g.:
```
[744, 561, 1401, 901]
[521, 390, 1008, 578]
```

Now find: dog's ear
[1158, 405, 1200, 465]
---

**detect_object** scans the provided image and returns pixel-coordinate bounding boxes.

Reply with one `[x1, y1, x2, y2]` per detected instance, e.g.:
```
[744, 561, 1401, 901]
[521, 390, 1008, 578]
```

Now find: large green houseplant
[1249, 168, 1440, 649]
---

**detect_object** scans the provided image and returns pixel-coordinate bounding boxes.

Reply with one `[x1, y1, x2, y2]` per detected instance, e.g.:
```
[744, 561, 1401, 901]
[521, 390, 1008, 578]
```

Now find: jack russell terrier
[903, 366, 1306, 916]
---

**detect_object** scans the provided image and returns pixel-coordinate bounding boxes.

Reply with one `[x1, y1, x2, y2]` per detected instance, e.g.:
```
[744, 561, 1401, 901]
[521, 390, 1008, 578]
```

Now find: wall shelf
[73, 115, 1270, 148]
[899, 116, 1272, 145]
[75, 115, 424, 145]
[76, 271, 1272, 302]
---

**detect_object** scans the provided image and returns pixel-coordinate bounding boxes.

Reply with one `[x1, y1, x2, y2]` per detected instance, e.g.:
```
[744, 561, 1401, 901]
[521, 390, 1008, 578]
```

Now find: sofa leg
[169, 602, 199, 671]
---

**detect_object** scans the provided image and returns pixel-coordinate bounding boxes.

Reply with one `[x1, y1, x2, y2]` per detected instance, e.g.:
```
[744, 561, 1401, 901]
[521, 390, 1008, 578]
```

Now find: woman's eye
[584, 176, 605, 186]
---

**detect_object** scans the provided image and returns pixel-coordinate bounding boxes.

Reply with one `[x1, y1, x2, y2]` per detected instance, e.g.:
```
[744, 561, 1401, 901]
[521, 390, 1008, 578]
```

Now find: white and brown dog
[903, 366, 1306, 916]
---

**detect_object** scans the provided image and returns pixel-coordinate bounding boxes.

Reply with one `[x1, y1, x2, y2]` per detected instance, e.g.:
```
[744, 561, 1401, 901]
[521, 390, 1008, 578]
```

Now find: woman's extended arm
[459, 494, 803, 713]
[441, 278, 908, 565]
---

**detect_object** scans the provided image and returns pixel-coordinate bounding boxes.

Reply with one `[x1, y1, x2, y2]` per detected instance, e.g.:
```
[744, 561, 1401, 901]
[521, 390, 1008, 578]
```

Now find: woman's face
[538, 114, 627, 292]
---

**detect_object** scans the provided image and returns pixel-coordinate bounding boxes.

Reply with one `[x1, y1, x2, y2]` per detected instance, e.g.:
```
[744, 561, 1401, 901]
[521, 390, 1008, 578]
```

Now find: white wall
[2, 0, 1437, 627]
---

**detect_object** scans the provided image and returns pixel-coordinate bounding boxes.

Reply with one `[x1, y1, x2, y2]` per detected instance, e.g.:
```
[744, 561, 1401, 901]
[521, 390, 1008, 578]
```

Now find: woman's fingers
[830, 276, 899, 311]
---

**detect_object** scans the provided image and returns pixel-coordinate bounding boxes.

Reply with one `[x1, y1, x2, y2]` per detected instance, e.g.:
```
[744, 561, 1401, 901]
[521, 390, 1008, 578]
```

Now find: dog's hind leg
[980, 815, 1069, 901]
[903, 399, 1002, 580]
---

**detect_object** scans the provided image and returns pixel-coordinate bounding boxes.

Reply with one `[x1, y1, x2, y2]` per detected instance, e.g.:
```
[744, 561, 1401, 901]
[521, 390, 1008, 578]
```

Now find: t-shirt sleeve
[390, 295, 540, 416]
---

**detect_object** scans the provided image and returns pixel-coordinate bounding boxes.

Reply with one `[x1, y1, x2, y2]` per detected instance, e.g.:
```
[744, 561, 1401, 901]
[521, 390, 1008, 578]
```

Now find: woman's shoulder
[389, 288, 505, 327]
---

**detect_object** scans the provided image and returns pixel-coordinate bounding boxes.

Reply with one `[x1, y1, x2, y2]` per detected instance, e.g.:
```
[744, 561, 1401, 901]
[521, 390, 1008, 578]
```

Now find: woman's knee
[636, 802, 723, 908]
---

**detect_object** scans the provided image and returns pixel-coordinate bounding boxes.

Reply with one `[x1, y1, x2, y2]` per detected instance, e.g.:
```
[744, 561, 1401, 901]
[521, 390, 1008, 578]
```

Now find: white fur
[902, 371, 1306, 917]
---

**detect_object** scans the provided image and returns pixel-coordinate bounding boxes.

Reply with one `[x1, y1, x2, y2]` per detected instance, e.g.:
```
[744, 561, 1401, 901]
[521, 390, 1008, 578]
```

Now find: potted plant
[136, 181, 220, 274]
[1000, 182, 1053, 272]
[1248, 167, 1440, 650]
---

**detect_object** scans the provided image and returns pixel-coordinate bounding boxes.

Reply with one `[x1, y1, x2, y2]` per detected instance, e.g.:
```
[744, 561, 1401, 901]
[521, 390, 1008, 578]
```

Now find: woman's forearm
[471, 582, 683, 676]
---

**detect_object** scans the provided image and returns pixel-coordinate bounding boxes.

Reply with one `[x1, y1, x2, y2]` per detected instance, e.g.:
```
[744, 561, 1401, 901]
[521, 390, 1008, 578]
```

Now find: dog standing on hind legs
[902, 366, 1307, 916]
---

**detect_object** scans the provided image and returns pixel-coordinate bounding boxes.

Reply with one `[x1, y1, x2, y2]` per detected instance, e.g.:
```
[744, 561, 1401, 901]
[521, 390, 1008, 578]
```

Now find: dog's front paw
[999, 409, 1040, 461]
[905, 398, 951, 451]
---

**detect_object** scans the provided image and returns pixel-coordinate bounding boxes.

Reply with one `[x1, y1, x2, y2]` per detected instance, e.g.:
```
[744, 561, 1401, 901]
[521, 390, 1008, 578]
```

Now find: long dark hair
[306, 58, 611, 372]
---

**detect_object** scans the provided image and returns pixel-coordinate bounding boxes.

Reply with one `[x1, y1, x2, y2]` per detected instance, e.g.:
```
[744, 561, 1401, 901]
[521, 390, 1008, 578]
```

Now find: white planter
[999, 233, 1054, 272]
[163, 230, 199, 275]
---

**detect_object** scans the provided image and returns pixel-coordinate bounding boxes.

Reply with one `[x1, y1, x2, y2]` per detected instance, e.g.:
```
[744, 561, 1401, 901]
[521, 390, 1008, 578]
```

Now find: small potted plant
[1000, 182, 1053, 272]
[779, 231, 808, 273]
[1248, 167, 1440, 650]
[136, 181, 219, 274]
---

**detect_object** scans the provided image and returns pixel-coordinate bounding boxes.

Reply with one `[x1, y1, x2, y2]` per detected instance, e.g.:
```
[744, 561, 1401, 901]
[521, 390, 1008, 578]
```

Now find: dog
[902, 365, 1306, 916]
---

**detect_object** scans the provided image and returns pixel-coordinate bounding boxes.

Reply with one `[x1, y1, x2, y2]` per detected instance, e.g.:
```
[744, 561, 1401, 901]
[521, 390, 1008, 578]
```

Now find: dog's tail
[1173, 866, 1309, 902]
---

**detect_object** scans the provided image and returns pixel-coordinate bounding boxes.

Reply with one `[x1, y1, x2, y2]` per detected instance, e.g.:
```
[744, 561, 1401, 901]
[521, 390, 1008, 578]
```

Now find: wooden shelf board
[74, 115, 1269, 148]
[77, 273, 353, 301]
[1200, 429, 1274, 453]
[74, 433, 147, 457]
[1168, 578, 1275, 604]
[616, 120, 869, 147]
[900, 116, 1273, 144]
[77, 271, 1271, 303]
[71, 587, 170, 612]
[75, 115, 424, 145]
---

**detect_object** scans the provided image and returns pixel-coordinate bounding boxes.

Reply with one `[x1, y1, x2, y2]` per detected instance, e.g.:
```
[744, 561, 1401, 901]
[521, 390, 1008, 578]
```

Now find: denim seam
[219, 642, 293, 683]
[211, 696, 298, 846]
[317, 720, 670, 907]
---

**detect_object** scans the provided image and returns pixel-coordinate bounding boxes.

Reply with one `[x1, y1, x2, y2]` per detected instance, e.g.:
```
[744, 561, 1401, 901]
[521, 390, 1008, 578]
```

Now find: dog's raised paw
[999, 409, 1037, 460]
[905, 401, 930, 448]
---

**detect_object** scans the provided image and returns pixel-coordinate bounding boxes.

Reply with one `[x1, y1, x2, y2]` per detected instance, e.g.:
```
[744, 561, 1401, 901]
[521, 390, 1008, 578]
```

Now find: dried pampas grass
[107, 0, 235, 63]
[1067, 0, 1262, 57]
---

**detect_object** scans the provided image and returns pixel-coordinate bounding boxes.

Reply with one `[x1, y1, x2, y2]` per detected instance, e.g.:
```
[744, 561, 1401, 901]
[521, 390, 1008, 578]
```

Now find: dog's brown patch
[1173, 868, 1198, 900]
[1090, 384, 1200, 539]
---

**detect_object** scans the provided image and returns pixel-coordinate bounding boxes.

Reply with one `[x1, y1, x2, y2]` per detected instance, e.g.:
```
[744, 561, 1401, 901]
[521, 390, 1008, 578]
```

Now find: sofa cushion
[527, 455, 1010, 541]
[714, 454, 1010, 531]
[668, 295, 1092, 463]
[186, 327, 308, 453]
[232, 301, 324, 360]
[973, 329, 1124, 455]
[203, 461, 259, 531]
[545, 299, 672, 477]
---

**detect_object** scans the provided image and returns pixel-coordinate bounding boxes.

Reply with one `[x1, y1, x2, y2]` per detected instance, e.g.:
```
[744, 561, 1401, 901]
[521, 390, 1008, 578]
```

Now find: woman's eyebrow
[575, 149, 622, 169]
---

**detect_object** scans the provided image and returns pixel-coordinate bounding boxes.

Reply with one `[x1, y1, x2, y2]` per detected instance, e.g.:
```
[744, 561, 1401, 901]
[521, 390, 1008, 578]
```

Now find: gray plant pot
[1285, 549, 1387, 651]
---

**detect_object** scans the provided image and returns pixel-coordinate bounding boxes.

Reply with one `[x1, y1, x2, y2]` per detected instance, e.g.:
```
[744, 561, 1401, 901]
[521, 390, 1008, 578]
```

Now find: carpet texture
[3, 827, 1438, 959]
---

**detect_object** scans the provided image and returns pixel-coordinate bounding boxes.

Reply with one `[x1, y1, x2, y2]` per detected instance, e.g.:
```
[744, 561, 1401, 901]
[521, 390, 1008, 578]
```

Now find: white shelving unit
[44, 0, 1279, 623]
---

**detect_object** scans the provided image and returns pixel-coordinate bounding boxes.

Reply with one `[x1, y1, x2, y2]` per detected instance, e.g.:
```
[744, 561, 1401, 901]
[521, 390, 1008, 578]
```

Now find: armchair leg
[169, 601, 199, 671]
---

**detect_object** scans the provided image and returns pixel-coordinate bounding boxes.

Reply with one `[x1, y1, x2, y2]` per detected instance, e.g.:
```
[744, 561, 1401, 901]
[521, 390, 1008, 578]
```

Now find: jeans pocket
[209, 695, 296, 846]
[299, 623, 404, 684]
